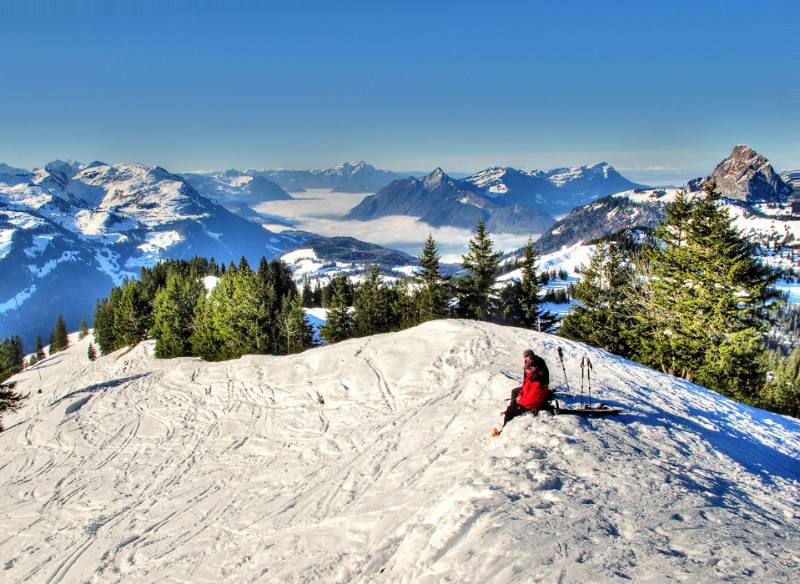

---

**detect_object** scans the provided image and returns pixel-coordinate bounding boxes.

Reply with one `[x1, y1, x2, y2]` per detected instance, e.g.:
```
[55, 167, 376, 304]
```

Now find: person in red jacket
[499, 349, 550, 428]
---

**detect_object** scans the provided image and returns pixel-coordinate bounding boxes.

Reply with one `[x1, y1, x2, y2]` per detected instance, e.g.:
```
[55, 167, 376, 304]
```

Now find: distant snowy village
[1, 145, 799, 582]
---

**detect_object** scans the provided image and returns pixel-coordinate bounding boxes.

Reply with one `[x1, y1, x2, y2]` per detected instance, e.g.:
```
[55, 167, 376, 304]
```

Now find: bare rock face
[710, 145, 790, 202]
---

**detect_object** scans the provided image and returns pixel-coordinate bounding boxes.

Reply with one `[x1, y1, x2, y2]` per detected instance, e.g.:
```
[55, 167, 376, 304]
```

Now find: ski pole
[579, 356, 585, 407]
[587, 356, 593, 407]
[556, 347, 571, 395]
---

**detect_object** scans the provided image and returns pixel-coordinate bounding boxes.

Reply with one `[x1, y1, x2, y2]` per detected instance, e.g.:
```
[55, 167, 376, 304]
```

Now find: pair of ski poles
[556, 346, 593, 407]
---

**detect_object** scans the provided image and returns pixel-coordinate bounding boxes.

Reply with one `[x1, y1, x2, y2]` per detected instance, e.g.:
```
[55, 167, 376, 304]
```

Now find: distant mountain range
[345, 167, 556, 234]
[2, 146, 794, 346]
[528, 144, 797, 255]
[463, 162, 647, 216]
[247, 161, 410, 193]
[345, 162, 646, 232]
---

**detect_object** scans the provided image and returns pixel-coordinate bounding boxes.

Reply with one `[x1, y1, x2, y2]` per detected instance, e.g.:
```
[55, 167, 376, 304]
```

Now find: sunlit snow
[2, 321, 798, 582]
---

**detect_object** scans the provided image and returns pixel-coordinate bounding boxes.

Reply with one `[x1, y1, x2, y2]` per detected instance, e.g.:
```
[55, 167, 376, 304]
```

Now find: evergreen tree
[277, 294, 315, 354]
[0, 336, 24, 379]
[113, 282, 149, 348]
[34, 336, 45, 362]
[559, 242, 642, 357]
[93, 288, 121, 355]
[0, 336, 28, 431]
[190, 294, 222, 360]
[499, 238, 557, 331]
[0, 381, 27, 432]
[391, 277, 419, 330]
[639, 183, 779, 401]
[320, 274, 355, 344]
[49, 315, 69, 354]
[151, 272, 205, 358]
[87, 343, 97, 361]
[415, 234, 449, 322]
[79, 319, 90, 340]
[457, 220, 502, 320]
[11, 335, 24, 369]
[353, 265, 393, 336]
[302, 277, 314, 306]
[312, 281, 322, 307]
[207, 268, 269, 359]
[761, 347, 800, 417]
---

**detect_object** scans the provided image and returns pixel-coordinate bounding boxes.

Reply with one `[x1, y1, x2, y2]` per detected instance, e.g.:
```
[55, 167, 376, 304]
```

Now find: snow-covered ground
[1, 322, 798, 583]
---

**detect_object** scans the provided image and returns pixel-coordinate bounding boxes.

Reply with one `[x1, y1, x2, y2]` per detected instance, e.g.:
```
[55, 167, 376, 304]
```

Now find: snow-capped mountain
[0, 161, 309, 346]
[346, 168, 557, 233]
[181, 170, 293, 206]
[2, 321, 798, 582]
[249, 161, 407, 193]
[464, 162, 647, 216]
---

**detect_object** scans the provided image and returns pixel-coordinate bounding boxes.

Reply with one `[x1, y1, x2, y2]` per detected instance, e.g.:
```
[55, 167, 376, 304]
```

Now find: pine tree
[559, 242, 642, 357]
[302, 277, 313, 306]
[639, 183, 779, 400]
[205, 268, 268, 359]
[113, 282, 149, 348]
[87, 343, 97, 361]
[151, 272, 205, 358]
[79, 319, 90, 340]
[190, 294, 222, 360]
[93, 288, 120, 355]
[34, 336, 45, 362]
[0, 381, 27, 432]
[0, 337, 24, 379]
[391, 277, 418, 330]
[320, 274, 355, 344]
[499, 238, 557, 331]
[457, 220, 502, 320]
[49, 315, 69, 354]
[415, 234, 449, 322]
[277, 295, 315, 354]
[0, 337, 28, 431]
[354, 265, 392, 336]
[11, 335, 24, 370]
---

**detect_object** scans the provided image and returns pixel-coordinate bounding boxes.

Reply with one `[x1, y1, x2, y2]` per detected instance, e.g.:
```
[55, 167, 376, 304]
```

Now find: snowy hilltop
[2, 320, 798, 583]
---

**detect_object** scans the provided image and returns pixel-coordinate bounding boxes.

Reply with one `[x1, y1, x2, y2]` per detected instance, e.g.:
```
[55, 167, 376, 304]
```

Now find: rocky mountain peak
[422, 167, 448, 189]
[710, 144, 789, 202]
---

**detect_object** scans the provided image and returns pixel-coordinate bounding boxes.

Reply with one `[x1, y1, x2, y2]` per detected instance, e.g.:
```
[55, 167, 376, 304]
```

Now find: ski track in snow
[1, 323, 799, 583]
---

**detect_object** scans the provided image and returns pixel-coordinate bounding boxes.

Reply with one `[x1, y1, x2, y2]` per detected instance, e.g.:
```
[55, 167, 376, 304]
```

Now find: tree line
[89, 224, 556, 357]
[93, 257, 315, 360]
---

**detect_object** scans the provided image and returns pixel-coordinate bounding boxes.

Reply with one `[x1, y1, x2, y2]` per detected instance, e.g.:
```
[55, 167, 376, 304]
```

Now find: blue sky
[0, 0, 797, 183]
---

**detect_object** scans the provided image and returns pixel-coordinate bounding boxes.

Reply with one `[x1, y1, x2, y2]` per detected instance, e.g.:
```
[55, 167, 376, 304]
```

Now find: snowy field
[1, 323, 798, 583]
[254, 189, 534, 262]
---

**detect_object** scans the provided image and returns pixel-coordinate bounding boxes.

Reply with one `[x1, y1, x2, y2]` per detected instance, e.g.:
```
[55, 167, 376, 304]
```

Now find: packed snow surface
[2, 321, 799, 583]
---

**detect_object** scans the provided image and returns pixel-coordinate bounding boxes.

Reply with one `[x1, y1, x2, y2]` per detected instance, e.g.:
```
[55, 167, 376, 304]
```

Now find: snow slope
[1, 321, 798, 583]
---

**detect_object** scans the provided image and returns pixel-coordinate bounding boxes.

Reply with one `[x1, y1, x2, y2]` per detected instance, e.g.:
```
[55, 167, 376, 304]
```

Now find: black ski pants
[503, 387, 532, 426]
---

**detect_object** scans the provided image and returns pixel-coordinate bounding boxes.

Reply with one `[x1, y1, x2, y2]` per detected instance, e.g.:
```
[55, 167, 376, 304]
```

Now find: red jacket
[517, 367, 549, 411]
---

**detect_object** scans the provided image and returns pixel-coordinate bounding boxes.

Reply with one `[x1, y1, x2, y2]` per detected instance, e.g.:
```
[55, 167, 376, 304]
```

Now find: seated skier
[496, 349, 550, 433]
